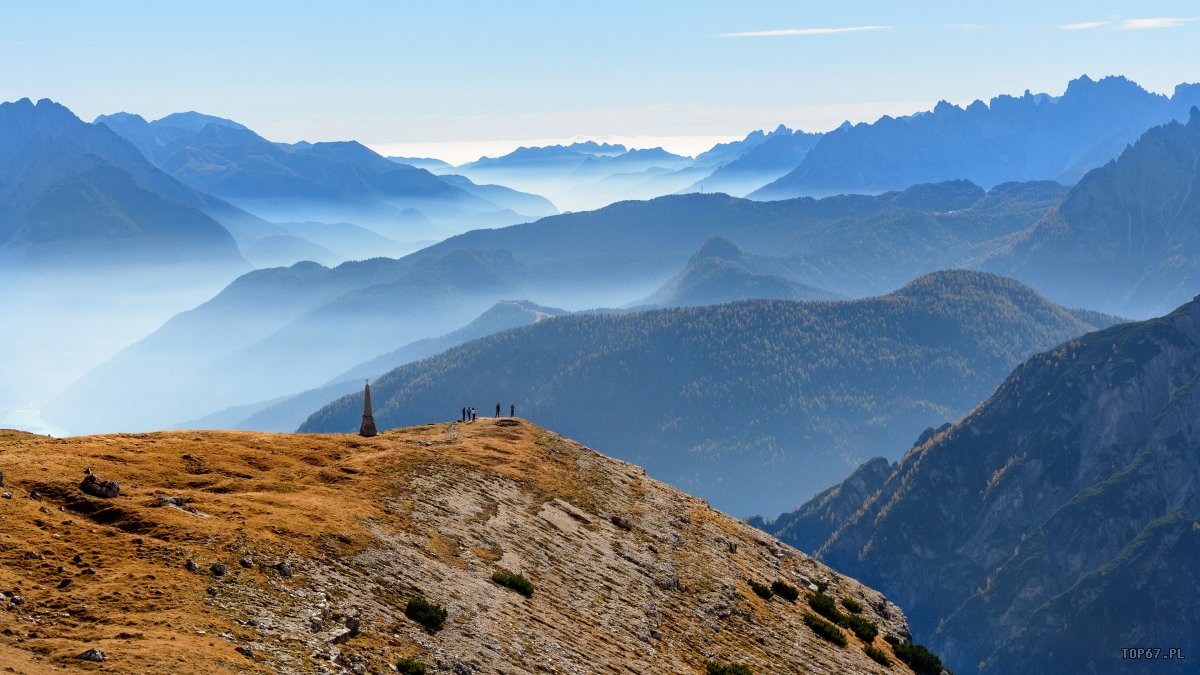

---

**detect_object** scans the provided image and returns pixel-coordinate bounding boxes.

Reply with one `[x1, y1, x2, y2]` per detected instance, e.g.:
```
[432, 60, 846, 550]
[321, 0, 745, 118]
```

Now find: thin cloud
[1060, 17, 1196, 31]
[1060, 20, 1110, 31]
[720, 26, 889, 38]
[1117, 17, 1196, 30]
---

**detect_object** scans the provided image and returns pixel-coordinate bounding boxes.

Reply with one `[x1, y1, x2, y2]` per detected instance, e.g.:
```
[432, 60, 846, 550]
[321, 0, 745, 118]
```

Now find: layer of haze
[2, 1, 1197, 163]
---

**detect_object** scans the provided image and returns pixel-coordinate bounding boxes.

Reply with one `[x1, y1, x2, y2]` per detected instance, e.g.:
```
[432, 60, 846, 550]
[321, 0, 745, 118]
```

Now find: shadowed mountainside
[759, 295, 1200, 674]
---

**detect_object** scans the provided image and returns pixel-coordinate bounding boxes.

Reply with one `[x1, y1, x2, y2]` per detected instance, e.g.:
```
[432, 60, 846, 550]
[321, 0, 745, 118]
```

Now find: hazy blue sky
[3, 1, 1198, 162]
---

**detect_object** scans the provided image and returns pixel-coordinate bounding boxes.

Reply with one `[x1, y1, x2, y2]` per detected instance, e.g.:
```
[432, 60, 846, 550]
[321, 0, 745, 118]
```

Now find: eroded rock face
[79, 474, 119, 498]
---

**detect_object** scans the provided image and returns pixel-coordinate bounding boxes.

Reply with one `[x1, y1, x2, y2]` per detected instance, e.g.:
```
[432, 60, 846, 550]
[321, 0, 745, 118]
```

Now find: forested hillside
[302, 270, 1117, 515]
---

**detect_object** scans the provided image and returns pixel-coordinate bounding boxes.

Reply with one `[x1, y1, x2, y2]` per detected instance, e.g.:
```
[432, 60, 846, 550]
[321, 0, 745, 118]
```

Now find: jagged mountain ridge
[0, 421, 916, 674]
[761, 296, 1200, 674]
[753, 75, 1200, 200]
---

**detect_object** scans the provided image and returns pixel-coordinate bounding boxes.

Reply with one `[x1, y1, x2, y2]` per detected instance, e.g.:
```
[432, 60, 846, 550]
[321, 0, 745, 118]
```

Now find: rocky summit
[0, 421, 914, 674]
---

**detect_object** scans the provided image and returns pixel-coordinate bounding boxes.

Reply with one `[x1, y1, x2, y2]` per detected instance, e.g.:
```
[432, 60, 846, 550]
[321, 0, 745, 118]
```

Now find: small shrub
[803, 613, 848, 647]
[840, 614, 879, 643]
[892, 642, 949, 675]
[841, 597, 864, 614]
[883, 634, 901, 646]
[808, 593, 842, 622]
[491, 569, 534, 598]
[864, 645, 892, 667]
[404, 596, 447, 632]
[706, 661, 752, 675]
[815, 579, 829, 593]
[748, 579, 773, 600]
[395, 657, 428, 675]
[770, 580, 799, 602]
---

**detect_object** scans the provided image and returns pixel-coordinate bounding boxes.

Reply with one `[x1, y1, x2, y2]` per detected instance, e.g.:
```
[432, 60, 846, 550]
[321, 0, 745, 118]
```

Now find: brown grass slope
[0, 422, 913, 674]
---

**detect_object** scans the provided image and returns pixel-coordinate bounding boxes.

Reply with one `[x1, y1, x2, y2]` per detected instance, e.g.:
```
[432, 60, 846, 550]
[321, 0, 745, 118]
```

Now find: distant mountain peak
[151, 111, 249, 132]
[689, 236, 743, 264]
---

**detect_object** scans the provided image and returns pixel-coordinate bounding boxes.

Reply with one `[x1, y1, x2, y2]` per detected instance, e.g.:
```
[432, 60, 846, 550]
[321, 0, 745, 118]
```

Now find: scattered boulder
[210, 563, 227, 577]
[0, 470, 4, 486]
[77, 648, 106, 662]
[80, 474, 120, 499]
[57, 579, 72, 590]
[1, 492, 10, 499]
[275, 561, 294, 578]
[235, 645, 253, 658]
[81, 568, 96, 576]
[185, 560, 199, 572]
[28, 490, 41, 500]
[239, 557, 254, 569]
[72, 553, 83, 564]
[611, 515, 632, 531]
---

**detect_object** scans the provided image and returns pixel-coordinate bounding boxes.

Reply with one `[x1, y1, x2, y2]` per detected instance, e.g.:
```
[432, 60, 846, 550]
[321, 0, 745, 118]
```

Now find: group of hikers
[460, 402, 516, 422]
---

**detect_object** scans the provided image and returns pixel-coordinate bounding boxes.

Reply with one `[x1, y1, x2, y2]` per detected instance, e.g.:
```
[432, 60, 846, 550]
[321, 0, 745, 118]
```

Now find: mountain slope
[752, 75, 1200, 200]
[45, 248, 532, 434]
[301, 270, 1116, 516]
[200, 300, 569, 434]
[763, 296, 1200, 674]
[0, 98, 245, 268]
[685, 127, 823, 197]
[0, 422, 915, 674]
[981, 107, 1200, 317]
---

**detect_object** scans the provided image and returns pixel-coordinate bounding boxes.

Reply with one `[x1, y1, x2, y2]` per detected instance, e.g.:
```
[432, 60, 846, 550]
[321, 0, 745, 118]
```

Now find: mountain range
[43, 179, 1064, 436]
[757, 294, 1200, 674]
[0, 99, 251, 269]
[752, 75, 1200, 200]
[94, 111, 557, 240]
[300, 270, 1118, 516]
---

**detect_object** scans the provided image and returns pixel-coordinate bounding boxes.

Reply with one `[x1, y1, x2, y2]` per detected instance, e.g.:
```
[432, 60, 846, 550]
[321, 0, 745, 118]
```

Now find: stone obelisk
[359, 380, 378, 437]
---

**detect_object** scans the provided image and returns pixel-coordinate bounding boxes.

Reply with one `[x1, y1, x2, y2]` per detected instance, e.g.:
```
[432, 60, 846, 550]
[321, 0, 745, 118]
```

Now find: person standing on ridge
[510, 403, 515, 417]
[461, 406, 466, 422]
[496, 402, 501, 417]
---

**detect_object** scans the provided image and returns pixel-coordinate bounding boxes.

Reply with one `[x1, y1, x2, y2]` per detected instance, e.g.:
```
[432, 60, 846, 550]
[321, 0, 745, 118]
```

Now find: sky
[3, 1, 1199, 164]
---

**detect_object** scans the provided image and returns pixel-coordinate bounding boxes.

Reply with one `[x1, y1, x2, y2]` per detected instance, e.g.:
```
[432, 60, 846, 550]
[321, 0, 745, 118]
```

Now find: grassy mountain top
[0, 422, 912, 674]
